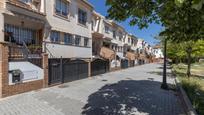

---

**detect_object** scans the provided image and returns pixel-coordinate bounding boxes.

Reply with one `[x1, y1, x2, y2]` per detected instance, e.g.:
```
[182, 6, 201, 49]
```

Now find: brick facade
[0, 43, 49, 98]
[42, 53, 48, 88]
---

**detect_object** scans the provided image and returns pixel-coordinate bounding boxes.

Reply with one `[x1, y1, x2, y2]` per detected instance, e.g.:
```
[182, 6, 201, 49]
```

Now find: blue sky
[88, 0, 163, 45]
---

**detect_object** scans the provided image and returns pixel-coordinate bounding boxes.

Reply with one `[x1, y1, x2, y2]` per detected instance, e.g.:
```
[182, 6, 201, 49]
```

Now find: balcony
[100, 47, 115, 60]
[6, 0, 45, 15]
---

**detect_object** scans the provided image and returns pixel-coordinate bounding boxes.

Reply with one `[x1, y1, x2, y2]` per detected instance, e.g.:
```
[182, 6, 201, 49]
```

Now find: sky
[88, 0, 163, 45]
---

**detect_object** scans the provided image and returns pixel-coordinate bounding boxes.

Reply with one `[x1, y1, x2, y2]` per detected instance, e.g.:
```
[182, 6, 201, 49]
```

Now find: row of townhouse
[0, 0, 155, 97]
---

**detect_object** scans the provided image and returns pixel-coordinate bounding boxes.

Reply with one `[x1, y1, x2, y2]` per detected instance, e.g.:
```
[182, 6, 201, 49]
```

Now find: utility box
[11, 69, 23, 83]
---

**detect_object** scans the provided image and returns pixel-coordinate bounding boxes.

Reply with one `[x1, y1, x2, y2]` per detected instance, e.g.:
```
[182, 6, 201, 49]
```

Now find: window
[91, 21, 94, 31]
[78, 9, 87, 25]
[55, 0, 68, 17]
[84, 37, 89, 47]
[20, 0, 31, 3]
[131, 39, 134, 45]
[113, 31, 116, 39]
[50, 31, 60, 42]
[64, 33, 72, 44]
[4, 24, 36, 45]
[128, 38, 131, 43]
[105, 26, 109, 33]
[75, 35, 81, 46]
[123, 38, 125, 42]
[119, 32, 123, 41]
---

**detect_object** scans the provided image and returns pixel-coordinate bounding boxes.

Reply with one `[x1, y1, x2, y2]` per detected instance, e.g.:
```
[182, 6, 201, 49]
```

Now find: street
[0, 63, 185, 115]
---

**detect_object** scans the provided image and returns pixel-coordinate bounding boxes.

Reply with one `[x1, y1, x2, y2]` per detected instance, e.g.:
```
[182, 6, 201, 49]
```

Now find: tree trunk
[187, 47, 192, 78]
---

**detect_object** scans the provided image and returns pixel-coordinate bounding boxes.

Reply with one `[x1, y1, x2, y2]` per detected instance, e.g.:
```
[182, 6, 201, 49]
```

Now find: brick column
[42, 53, 48, 88]
[0, 42, 8, 98]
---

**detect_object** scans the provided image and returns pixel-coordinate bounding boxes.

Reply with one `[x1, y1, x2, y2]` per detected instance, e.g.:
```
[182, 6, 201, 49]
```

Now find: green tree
[106, 0, 204, 78]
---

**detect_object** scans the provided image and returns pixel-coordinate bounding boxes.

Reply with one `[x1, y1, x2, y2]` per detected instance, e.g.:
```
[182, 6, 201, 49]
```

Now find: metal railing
[6, 0, 42, 13]
[8, 42, 43, 68]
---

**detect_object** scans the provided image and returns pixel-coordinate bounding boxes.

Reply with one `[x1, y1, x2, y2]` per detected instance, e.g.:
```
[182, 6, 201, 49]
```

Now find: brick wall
[0, 43, 49, 98]
[42, 53, 48, 88]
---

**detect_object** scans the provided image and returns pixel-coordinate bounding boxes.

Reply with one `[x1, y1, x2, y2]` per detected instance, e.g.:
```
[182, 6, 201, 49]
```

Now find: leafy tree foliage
[166, 40, 204, 63]
[106, 0, 204, 77]
[106, 0, 204, 42]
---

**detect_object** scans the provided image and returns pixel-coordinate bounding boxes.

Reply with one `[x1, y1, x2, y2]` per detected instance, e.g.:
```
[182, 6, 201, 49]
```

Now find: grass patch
[173, 63, 204, 76]
[173, 65, 204, 114]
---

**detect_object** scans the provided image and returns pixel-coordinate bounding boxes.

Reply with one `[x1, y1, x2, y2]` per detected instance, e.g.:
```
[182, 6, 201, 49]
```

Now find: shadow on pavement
[147, 71, 176, 79]
[157, 66, 172, 69]
[82, 80, 184, 115]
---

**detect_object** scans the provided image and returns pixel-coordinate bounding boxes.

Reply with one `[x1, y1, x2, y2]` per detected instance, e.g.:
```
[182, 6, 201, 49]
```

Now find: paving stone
[0, 63, 185, 115]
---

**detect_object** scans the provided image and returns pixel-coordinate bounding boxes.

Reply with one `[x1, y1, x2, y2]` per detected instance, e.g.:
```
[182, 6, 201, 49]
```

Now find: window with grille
[113, 31, 116, 39]
[50, 31, 60, 43]
[84, 37, 89, 47]
[55, 0, 69, 17]
[78, 9, 87, 25]
[105, 26, 109, 33]
[75, 35, 81, 46]
[64, 33, 73, 44]
[4, 24, 36, 45]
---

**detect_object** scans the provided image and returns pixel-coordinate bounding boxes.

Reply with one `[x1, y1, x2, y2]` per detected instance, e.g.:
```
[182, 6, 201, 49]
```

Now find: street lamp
[161, 38, 168, 90]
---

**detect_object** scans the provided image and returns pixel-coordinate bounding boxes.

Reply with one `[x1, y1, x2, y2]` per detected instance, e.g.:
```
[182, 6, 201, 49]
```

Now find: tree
[106, 0, 204, 87]
[175, 0, 204, 10]
[162, 40, 204, 78]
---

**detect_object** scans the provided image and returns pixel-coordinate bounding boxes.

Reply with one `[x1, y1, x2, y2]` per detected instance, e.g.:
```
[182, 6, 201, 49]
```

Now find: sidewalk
[0, 63, 185, 115]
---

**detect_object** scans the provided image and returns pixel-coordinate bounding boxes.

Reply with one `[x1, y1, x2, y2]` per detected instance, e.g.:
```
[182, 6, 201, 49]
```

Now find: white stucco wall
[45, 0, 92, 38]
[44, 0, 93, 58]
[46, 42, 92, 58]
[0, 12, 4, 42]
[153, 48, 164, 58]
[103, 22, 113, 39]
[9, 62, 44, 85]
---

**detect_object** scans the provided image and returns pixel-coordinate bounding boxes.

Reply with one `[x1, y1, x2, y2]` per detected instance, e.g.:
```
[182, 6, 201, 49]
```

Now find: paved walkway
[0, 63, 185, 115]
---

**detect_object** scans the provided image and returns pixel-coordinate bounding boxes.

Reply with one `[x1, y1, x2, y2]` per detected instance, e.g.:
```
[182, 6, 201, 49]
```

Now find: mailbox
[11, 69, 23, 83]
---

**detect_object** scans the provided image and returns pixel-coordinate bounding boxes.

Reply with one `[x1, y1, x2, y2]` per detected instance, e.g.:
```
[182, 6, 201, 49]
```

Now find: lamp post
[161, 38, 168, 90]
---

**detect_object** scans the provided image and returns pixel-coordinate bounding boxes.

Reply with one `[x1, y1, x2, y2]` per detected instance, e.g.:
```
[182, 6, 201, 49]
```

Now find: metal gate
[138, 59, 143, 65]
[91, 59, 109, 76]
[49, 59, 61, 85]
[48, 58, 89, 85]
[129, 60, 135, 67]
[121, 59, 129, 69]
[63, 60, 88, 83]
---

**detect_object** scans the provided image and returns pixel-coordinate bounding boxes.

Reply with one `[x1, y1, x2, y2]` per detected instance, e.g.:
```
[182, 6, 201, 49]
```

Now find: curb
[175, 77, 198, 115]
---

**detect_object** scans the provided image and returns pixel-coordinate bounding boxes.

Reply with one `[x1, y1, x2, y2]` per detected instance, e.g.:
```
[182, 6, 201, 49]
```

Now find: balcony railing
[8, 43, 43, 68]
[6, 0, 44, 14]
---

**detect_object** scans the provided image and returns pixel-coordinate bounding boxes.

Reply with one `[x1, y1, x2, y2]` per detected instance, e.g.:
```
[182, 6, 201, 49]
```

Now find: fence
[8, 44, 43, 68]
[91, 59, 109, 76]
[121, 59, 129, 69]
